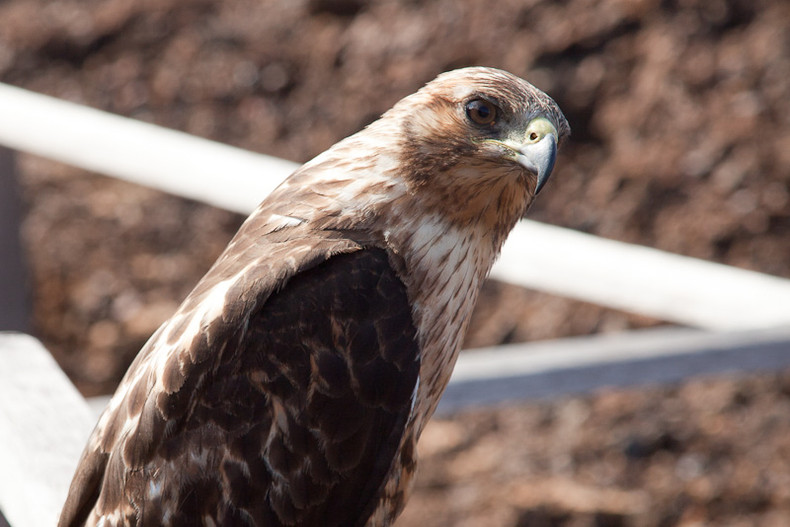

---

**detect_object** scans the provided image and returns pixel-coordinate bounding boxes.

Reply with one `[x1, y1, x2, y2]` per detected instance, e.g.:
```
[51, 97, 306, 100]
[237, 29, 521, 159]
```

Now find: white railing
[2, 82, 790, 331]
[2, 82, 790, 526]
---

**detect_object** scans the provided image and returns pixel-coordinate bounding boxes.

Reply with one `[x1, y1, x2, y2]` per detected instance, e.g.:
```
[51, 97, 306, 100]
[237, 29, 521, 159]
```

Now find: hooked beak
[515, 117, 558, 195]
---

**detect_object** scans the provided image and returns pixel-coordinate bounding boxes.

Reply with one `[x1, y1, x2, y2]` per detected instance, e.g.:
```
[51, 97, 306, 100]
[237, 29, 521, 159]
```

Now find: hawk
[60, 67, 569, 526]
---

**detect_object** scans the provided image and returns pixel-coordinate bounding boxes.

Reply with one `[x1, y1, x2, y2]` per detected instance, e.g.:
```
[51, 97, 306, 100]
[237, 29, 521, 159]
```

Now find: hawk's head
[381, 67, 570, 230]
[277, 67, 568, 246]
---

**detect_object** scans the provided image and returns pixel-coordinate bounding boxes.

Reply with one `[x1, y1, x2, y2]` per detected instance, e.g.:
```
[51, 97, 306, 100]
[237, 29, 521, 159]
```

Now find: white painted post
[0, 334, 96, 527]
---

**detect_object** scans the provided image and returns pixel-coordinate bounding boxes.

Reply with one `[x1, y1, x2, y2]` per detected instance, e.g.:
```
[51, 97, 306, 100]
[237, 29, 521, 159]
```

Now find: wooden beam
[491, 221, 790, 331]
[0, 82, 298, 215]
[0, 148, 30, 332]
[0, 333, 95, 527]
[438, 326, 790, 414]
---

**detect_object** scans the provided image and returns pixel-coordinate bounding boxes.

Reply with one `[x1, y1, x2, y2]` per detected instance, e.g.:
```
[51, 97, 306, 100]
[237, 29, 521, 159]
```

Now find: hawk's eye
[465, 99, 498, 126]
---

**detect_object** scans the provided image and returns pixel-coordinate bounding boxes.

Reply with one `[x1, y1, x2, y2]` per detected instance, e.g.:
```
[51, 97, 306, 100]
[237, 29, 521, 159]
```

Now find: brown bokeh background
[2, 0, 789, 524]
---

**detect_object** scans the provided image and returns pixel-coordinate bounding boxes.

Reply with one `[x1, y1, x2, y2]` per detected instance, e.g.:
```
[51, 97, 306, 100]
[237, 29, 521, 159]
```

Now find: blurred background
[1, 0, 789, 525]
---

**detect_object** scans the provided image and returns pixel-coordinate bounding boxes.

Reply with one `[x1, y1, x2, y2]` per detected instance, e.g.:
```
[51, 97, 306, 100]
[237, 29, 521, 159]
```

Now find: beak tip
[535, 174, 549, 195]
[532, 134, 557, 196]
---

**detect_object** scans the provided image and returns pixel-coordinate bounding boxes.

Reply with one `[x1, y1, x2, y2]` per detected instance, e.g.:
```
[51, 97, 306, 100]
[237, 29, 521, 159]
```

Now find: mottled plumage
[60, 67, 569, 526]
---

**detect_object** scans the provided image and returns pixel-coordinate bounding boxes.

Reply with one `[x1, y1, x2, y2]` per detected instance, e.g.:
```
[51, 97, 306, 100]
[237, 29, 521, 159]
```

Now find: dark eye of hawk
[465, 99, 499, 126]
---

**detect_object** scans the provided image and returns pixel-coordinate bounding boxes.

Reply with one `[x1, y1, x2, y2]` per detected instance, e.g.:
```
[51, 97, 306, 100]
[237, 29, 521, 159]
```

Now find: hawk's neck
[381, 207, 500, 434]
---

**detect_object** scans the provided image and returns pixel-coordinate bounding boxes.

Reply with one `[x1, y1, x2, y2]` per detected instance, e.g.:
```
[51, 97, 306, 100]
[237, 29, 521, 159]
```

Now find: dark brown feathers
[61, 249, 419, 527]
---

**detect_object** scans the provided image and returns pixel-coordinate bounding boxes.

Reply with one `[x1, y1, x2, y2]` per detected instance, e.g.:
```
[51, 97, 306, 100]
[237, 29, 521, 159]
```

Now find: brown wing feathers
[64, 248, 420, 526]
[243, 248, 420, 525]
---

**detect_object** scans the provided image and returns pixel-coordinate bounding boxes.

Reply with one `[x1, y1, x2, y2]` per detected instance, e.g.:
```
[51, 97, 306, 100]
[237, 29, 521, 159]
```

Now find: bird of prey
[59, 67, 569, 527]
